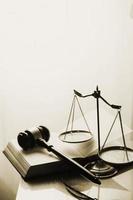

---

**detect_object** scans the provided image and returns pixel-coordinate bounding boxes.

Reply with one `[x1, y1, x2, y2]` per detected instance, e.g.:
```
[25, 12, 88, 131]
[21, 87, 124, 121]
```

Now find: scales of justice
[59, 86, 133, 178]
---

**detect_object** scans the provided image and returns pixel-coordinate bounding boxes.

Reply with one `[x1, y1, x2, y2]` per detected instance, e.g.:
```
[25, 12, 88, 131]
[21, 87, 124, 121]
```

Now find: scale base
[85, 159, 118, 179]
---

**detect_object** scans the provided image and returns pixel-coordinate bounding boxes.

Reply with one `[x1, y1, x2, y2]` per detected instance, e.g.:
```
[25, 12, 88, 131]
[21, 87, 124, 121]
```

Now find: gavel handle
[36, 138, 101, 185]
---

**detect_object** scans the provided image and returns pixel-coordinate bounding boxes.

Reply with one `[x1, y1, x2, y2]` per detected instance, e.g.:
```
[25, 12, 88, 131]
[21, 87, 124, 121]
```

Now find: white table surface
[2, 108, 133, 200]
[16, 129, 133, 200]
[16, 168, 133, 200]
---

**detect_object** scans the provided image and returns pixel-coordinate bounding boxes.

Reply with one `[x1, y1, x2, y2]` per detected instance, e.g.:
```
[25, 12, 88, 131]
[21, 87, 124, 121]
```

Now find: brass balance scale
[59, 86, 133, 178]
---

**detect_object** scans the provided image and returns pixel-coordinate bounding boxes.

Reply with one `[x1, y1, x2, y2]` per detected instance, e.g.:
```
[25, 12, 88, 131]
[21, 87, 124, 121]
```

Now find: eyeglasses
[63, 181, 97, 200]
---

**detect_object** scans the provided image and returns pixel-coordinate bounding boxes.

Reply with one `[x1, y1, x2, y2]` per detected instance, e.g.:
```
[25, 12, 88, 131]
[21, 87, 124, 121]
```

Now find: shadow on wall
[0, 179, 16, 200]
[131, 111, 133, 129]
[130, 94, 133, 129]
[0, 153, 20, 200]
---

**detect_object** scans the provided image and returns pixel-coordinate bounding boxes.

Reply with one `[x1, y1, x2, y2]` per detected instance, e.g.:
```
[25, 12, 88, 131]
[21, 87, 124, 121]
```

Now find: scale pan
[99, 146, 133, 165]
[59, 130, 93, 143]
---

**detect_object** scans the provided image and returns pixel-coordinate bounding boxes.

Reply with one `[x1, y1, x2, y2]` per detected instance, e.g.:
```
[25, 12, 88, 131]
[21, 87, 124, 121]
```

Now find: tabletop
[2, 108, 133, 200]
[16, 167, 133, 200]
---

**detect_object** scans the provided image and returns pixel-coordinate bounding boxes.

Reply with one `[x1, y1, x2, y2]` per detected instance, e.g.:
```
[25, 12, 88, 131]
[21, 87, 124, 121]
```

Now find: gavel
[17, 126, 101, 185]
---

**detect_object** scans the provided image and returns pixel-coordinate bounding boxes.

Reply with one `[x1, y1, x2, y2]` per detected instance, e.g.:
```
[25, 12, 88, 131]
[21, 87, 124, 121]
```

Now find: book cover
[3, 135, 96, 181]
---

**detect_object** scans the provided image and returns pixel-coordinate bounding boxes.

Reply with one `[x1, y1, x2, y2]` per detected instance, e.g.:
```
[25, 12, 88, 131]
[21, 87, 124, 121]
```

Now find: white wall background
[0, 0, 133, 148]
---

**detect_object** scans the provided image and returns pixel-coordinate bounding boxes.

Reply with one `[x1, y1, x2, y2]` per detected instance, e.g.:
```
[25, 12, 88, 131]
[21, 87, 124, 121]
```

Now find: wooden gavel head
[17, 126, 50, 150]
